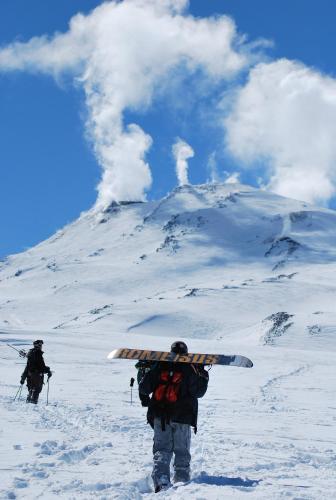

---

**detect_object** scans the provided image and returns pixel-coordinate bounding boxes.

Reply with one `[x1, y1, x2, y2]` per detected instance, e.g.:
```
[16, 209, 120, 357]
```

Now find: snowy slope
[1, 182, 336, 345]
[1, 183, 336, 499]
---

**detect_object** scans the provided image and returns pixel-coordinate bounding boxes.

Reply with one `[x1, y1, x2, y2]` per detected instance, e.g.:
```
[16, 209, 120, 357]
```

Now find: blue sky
[1, 0, 336, 258]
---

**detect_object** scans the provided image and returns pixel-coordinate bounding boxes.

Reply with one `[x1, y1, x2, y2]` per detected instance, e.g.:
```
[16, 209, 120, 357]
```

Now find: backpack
[26, 348, 45, 374]
[27, 349, 37, 372]
[153, 369, 183, 404]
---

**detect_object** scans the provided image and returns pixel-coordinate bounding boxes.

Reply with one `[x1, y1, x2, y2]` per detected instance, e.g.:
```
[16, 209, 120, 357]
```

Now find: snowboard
[107, 348, 253, 368]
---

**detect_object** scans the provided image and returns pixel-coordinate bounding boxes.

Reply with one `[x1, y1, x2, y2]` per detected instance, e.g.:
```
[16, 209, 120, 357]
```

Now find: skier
[138, 341, 209, 493]
[20, 340, 52, 404]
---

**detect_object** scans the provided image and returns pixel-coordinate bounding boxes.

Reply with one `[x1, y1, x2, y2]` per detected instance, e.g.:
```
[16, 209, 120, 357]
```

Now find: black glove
[47, 371, 52, 379]
[20, 378, 25, 385]
[195, 365, 209, 379]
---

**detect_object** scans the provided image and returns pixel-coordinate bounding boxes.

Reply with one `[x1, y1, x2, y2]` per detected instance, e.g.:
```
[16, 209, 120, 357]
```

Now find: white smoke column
[207, 152, 220, 183]
[225, 171, 240, 184]
[224, 59, 336, 205]
[172, 139, 194, 185]
[0, 0, 254, 209]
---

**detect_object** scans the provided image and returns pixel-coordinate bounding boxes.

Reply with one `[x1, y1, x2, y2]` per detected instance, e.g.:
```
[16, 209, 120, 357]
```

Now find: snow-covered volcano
[1, 183, 336, 499]
[1, 182, 336, 350]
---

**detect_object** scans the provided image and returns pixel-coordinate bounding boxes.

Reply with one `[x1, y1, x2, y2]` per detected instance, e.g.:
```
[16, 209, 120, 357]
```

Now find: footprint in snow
[58, 444, 97, 464]
[13, 478, 28, 488]
[5, 492, 16, 500]
[37, 440, 65, 456]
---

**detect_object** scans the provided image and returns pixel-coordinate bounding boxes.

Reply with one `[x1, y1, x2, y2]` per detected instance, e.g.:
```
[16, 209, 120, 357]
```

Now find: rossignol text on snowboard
[107, 348, 253, 368]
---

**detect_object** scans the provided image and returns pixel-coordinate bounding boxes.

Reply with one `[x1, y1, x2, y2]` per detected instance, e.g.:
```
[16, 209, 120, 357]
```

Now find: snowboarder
[20, 340, 52, 404]
[138, 341, 209, 493]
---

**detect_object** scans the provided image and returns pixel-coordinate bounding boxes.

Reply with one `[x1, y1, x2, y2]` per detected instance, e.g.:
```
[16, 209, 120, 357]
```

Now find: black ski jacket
[21, 348, 51, 383]
[139, 361, 209, 431]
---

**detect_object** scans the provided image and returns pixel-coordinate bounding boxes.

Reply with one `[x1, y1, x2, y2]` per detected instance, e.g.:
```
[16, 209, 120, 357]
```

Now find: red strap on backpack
[154, 370, 182, 403]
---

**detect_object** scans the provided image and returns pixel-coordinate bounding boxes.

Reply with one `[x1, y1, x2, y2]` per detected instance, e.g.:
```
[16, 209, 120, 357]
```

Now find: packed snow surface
[1, 183, 336, 498]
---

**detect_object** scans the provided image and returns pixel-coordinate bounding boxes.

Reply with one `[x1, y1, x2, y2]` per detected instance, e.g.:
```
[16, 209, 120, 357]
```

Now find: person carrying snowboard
[138, 341, 209, 493]
[20, 340, 52, 404]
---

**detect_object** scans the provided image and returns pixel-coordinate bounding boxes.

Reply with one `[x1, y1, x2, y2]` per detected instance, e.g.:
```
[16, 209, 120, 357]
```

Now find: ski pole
[130, 377, 135, 405]
[46, 378, 50, 405]
[6, 344, 27, 358]
[13, 384, 23, 402]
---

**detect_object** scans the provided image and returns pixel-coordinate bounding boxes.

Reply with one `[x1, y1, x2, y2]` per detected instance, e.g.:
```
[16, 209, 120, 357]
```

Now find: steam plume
[172, 139, 194, 186]
[0, 0, 249, 209]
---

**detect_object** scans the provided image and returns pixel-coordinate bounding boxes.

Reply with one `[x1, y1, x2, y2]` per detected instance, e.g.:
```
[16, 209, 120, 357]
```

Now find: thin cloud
[0, 0, 254, 209]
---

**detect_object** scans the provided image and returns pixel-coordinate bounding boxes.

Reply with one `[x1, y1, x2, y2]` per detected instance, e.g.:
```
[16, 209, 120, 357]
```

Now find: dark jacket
[21, 348, 50, 383]
[139, 361, 209, 431]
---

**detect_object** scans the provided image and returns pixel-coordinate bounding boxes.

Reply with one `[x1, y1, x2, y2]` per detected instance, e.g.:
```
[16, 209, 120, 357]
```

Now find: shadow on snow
[194, 472, 261, 488]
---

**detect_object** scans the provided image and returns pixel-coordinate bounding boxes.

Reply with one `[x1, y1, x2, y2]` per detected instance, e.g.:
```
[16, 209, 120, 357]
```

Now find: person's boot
[26, 390, 32, 403]
[173, 469, 190, 484]
[155, 484, 170, 493]
[154, 476, 170, 493]
[30, 390, 39, 404]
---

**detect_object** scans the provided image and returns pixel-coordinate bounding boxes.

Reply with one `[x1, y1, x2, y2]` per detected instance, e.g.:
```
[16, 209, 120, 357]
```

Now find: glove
[20, 378, 25, 385]
[195, 365, 209, 379]
[47, 371, 52, 379]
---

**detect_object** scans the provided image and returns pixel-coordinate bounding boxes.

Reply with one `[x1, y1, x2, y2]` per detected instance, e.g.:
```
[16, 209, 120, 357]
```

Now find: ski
[107, 348, 253, 368]
[6, 343, 27, 358]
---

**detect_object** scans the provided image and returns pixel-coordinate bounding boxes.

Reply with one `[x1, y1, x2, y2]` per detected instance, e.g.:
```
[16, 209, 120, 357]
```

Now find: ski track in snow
[0, 393, 153, 499]
[257, 364, 310, 408]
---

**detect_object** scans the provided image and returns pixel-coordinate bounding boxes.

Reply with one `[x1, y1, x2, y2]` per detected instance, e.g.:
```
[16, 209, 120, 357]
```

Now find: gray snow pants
[152, 418, 191, 488]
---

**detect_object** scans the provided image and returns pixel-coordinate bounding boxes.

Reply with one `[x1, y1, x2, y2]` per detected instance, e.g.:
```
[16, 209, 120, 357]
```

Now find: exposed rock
[184, 288, 198, 297]
[265, 237, 301, 258]
[89, 304, 113, 315]
[156, 235, 179, 253]
[307, 325, 321, 335]
[262, 312, 294, 345]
